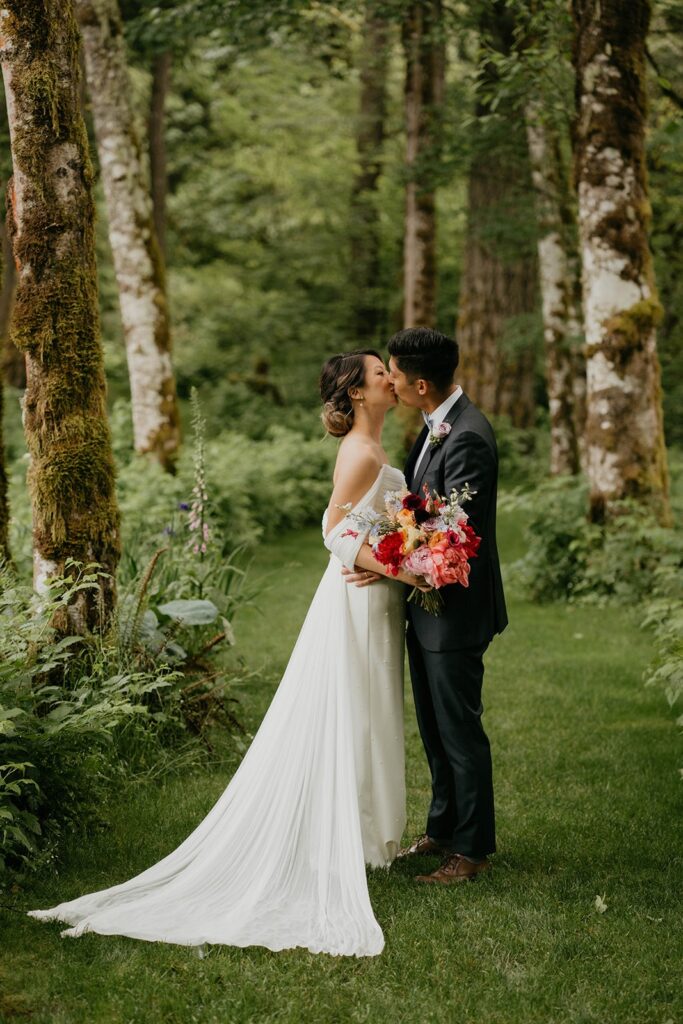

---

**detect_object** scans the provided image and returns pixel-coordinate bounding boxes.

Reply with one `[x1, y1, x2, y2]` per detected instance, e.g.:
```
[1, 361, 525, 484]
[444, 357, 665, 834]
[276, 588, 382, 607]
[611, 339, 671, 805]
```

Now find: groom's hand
[342, 566, 382, 587]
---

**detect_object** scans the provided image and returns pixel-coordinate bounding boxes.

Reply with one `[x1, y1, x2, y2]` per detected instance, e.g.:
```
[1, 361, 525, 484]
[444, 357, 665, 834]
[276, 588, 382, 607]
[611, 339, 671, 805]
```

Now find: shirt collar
[422, 385, 463, 429]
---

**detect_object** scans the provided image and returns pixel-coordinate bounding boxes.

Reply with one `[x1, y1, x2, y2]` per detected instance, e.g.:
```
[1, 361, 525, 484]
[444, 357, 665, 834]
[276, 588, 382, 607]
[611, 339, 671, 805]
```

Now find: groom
[388, 327, 507, 882]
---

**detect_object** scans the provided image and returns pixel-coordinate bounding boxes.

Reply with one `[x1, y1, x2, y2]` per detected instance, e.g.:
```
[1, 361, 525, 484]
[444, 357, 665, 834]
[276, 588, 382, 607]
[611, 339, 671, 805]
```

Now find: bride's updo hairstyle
[319, 349, 382, 437]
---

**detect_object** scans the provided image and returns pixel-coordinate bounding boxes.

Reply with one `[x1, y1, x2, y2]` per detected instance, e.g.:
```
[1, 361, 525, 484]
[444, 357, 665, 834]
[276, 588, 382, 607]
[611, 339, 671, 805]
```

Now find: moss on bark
[1, 0, 121, 629]
[573, 0, 671, 525]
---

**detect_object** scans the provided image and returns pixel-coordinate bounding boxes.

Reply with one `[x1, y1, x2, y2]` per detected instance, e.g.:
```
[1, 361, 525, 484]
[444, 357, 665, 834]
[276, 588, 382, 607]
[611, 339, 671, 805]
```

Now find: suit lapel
[404, 424, 428, 490]
[412, 392, 471, 495]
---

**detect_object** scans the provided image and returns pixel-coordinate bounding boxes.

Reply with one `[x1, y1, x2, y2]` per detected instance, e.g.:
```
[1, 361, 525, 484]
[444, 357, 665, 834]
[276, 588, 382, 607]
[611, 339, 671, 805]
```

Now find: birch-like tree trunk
[456, 4, 537, 429]
[525, 103, 584, 474]
[75, 0, 181, 472]
[349, 6, 388, 341]
[572, 0, 670, 523]
[0, 0, 120, 629]
[402, 0, 445, 328]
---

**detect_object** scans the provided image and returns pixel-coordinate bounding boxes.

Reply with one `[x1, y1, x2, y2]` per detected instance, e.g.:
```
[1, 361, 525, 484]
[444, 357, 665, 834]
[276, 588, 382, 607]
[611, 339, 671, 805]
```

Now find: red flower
[402, 493, 426, 512]
[375, 531, 405, 576]
[461, 523, 481, 559]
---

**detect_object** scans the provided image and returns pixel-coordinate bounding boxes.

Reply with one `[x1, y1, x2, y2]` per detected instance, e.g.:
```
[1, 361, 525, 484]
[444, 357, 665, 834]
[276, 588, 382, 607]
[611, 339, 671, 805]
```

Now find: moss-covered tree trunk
[0, 260, 8, 563]
[75, 0, 181, 472]
[349, 5, 388, 342]
[0, 0, 120, 627]
[572, 0, 670, 523]
[402, 0, 444, 328]
[525, 103, 584, 474]
[0, 198, 23, 388]
[149, 50, 170, 264]
[456, 3, 537, 428]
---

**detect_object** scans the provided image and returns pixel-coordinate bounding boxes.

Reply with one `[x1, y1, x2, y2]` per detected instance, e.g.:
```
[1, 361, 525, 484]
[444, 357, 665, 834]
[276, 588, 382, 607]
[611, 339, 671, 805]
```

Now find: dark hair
[319, 349, 382, 437]
[387, 328, 459, 391]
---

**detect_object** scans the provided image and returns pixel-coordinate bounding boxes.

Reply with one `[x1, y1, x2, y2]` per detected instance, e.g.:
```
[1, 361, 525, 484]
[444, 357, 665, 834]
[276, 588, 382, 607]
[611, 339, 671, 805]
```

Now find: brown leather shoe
[415, 853, 490, 884]
[396, 833, 447, 859]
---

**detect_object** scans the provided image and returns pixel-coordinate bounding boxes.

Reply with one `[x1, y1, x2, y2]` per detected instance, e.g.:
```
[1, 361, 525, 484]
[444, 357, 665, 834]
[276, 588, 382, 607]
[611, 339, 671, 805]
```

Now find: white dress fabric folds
[28, 464, 407, 958]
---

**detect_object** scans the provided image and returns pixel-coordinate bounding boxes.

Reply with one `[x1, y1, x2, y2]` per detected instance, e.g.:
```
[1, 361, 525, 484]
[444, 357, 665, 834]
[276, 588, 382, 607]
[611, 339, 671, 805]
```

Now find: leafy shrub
[0, 566, 185, 874]
[505, 476, 683, 606]
[641, 558, 683, 733]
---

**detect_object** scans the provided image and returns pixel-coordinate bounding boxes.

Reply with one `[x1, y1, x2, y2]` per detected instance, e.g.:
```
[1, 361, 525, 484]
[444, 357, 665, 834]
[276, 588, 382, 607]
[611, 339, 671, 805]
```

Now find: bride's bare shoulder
[333, 436, 383, 482]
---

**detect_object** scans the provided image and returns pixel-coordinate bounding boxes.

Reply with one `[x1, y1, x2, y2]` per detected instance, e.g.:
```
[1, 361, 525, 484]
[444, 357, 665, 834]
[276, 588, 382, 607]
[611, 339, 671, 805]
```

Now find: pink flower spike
[341, 529, 359, 539]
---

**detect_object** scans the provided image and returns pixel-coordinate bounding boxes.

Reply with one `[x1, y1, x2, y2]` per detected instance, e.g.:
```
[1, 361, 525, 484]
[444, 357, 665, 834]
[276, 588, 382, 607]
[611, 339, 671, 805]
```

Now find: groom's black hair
[387, 328, 459, 392]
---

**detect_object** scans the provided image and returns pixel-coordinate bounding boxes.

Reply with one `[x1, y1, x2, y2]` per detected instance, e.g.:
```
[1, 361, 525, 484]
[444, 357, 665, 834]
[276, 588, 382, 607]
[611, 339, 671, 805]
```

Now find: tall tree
[572, 0, 670, 523]
[525, 104, 584, 474]
[402, 0, 445, 329]
[456, 2, 538, 429]
[0, 0, 120, 629]
[75, 0, 181, 472]
[0, 194, 23, 388]
[0, 233, 8, 564]
[349, 4, 389, 341]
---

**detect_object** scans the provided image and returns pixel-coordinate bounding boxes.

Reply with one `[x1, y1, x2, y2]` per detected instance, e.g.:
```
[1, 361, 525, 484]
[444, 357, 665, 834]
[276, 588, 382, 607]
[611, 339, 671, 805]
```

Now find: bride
[28, 349, 424, 958]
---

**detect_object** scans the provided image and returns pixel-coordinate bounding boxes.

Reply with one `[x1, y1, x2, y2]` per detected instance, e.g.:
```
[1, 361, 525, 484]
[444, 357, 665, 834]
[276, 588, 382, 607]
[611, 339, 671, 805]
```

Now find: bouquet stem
[407, 587, 444, 616]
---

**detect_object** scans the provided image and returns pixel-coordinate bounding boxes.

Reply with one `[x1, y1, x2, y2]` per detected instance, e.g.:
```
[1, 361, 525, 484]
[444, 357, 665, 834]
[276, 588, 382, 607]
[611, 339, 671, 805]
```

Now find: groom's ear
[416, 379, 429, 396]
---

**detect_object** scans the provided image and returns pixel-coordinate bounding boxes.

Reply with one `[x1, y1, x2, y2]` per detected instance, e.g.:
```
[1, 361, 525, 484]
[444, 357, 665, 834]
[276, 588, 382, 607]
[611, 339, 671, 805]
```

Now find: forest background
[0, 1, 682, 1020]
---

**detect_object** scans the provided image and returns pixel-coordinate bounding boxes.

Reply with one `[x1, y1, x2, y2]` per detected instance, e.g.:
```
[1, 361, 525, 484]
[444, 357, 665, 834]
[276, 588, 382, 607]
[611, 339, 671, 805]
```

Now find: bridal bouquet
[345, 484, 481, 615]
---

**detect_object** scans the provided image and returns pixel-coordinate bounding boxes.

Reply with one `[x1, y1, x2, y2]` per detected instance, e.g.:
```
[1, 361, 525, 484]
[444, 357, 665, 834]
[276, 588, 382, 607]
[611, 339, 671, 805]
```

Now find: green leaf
[157, 599, 220, 625]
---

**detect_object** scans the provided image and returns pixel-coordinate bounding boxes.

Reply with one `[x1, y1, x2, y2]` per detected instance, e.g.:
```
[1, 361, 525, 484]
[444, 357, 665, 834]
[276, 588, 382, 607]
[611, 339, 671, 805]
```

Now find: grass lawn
[1, 511, 681, 1024]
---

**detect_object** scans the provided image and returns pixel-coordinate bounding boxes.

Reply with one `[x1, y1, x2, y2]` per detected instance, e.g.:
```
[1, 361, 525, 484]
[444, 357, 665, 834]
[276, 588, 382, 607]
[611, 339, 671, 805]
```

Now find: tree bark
[349, 6, 388, 342]
[525, 102, 584, 474]
[0, 194, 24, 388]
[402, 0, 445, 329]
[0, 0, 120, 629]
[0, 230, 8, 563]
[149, 49, 170, 263]
[572, 0, 670, 523]
[75, 0, 181, 472]
[456, 3, 537, 429]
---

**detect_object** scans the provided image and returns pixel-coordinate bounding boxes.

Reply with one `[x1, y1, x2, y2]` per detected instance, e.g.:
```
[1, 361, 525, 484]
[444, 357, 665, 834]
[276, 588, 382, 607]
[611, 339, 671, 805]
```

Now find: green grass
[1, 512, 682, 1024]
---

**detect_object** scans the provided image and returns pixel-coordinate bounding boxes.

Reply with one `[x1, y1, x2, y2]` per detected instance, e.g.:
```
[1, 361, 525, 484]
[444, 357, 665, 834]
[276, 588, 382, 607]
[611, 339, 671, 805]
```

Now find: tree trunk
[0, 231, 8, 563]
[525, 102, 584, 474]
[572, 0, 670, 523]
[0, 0, 120, 629]
[0, 203, 24, 388]
[402, 0, 445, 329]
[149, 49, 170, 263]
[349, 6, 388, 342]
[75, 0, 181, 472]
[456, 3, 537, 429]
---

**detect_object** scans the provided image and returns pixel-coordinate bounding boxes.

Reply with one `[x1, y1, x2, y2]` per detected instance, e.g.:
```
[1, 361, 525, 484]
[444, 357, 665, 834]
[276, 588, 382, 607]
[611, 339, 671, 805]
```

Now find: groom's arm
[442, 430, 496, 540]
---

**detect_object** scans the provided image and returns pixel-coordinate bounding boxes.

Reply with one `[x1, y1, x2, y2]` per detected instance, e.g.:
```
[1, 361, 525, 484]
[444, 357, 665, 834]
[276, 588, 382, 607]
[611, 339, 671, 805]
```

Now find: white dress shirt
[412, 385, 463, 486]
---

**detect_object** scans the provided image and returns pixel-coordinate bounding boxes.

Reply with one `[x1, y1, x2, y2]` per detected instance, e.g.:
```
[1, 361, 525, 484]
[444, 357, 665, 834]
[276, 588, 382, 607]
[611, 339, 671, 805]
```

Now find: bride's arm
[347, 542, 426, 587]
[323, 444, 380, 537]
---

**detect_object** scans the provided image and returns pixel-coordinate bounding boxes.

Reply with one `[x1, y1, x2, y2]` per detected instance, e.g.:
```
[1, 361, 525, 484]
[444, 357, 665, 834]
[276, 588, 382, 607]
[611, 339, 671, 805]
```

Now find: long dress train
[28, 464, 407, 958]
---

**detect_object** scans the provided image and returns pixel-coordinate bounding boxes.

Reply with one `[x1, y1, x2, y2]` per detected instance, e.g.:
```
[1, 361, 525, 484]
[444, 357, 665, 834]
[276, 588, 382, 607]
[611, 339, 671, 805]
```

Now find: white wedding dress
[28, 464, 407, 958]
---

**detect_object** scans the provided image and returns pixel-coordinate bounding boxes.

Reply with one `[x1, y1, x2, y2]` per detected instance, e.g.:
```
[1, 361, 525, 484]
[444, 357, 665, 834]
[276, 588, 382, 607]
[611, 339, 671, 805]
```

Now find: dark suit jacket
[404, 392, 508, 652]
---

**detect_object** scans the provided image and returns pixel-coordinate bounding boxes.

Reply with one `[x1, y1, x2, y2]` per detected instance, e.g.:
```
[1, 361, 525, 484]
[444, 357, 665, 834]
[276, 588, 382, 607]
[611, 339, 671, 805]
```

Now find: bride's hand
[396, 569, 432, 592]
[341, 566, 382, 587]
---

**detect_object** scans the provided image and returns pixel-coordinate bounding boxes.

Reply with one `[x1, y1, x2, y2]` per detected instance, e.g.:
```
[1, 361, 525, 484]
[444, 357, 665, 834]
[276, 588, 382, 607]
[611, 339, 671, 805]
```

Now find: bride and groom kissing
[29, 327, 508, 958]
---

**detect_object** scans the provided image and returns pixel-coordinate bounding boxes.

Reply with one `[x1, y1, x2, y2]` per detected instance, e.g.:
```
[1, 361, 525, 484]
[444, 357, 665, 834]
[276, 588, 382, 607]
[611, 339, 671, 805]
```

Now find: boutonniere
[428, 421, 451, 447]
